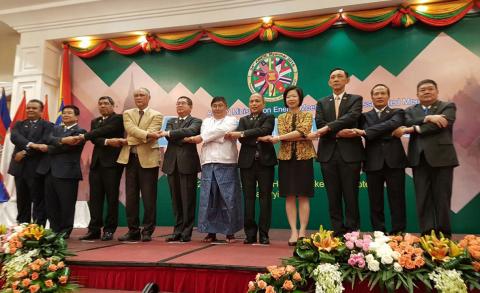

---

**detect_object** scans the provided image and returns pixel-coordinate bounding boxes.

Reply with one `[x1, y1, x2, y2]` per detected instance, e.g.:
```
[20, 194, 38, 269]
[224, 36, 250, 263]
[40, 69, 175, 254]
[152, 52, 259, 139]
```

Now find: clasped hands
[391, 114, 448, 138]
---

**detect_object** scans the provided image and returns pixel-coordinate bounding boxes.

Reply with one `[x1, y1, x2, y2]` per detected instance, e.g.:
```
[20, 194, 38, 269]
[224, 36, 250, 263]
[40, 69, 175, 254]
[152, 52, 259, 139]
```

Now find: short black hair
[329, 67, 349, 78]
[370, 84, 390, 96]
[27, 99, 44, 110]
[178, 96, 193, 106]
[63, 105, 80, 116]
[282, 86, 304, 108]
[98, 96, 114, 105]
[417, 79, 438, 91]
[211, 96, 228, 107]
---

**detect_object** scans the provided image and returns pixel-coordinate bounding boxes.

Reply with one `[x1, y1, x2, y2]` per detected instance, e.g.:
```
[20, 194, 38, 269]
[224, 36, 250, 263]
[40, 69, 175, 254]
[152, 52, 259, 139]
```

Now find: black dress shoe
[101, 232, 114, 241]
[180, 236, 191, 242]
[243, 238, 256, 244]
[259, 238, 270, 245]
[165, 234, 181, 242]
[79, 231, 101, 241]
[141, 234, 152, 242]
[118, 232, 141, 242]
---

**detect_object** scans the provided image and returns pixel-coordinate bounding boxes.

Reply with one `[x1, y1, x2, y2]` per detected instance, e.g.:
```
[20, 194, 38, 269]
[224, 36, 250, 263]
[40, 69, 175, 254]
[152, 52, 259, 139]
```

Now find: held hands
[391, 126, 414, 138]
[29, 143, 49, 152]
[105, 138, 127, 147]
[425, 115, 448, 128]
[14, 150, 27, 162]
[225, 131, 242, 140]
[183, 135, 203, 144]
[61, 135, 84, 145]
[336, 128, 364, 138]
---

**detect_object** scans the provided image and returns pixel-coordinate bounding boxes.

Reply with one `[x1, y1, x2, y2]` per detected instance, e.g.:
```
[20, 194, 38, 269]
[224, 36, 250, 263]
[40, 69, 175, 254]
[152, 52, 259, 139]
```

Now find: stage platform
[67, 227, 296, 293]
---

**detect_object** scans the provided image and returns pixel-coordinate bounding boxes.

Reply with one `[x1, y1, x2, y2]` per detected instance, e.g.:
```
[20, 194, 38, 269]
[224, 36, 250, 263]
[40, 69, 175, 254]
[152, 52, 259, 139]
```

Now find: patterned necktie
[423, 107, 429, 115]
[137, 110, 144, 125]
[334, 96, 341, 119]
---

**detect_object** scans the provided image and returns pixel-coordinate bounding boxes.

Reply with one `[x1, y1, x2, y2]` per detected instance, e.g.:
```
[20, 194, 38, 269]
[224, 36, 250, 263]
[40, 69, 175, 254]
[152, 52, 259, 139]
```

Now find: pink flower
[355, 239, 364, 248]
[362, 242, 370, 252]
[357, 259, 366, 268]
[346, 241, 355, 250]
[348, 257, 356, 266]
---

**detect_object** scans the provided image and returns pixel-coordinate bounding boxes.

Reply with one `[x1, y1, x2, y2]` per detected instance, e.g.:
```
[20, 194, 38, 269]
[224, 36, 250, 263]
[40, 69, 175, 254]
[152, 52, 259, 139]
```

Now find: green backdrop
[81, 16, 480, 233]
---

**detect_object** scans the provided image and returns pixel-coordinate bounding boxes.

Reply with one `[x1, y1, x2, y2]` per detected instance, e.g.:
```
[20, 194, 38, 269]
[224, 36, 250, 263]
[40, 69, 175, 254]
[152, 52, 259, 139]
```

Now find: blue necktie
[423, 107, 429, 115]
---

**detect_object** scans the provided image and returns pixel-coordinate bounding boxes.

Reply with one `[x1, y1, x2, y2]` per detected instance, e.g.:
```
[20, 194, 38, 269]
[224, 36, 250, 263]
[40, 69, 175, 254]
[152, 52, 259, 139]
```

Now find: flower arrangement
[459, 235, 480, 271]
[429, 267, 467, 293]
[247, 265, 306, 293]
[284, 226, 346, 278]
[0, 223, 77, 293]
[312, 263, 343, 293]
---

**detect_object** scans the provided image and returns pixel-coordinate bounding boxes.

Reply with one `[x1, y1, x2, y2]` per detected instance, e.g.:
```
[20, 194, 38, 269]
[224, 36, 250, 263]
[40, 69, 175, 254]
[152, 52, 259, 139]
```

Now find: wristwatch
[240, 131, 245, 138]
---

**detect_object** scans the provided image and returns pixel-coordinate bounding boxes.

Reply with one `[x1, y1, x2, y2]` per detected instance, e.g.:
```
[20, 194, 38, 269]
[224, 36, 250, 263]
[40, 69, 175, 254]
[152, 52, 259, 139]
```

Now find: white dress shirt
[200, 116, 238, 165]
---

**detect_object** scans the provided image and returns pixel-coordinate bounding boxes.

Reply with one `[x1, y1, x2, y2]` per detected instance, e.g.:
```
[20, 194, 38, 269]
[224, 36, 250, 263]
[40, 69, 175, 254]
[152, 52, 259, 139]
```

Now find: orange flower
[293, 272, 302, 282]
[22, 279, 31, 287]
[247, 281, 256, 292]
[285, 265, 295, 273]
[12, 281, 19, 290]
[57, 261, 65, 268]
[257, 280, 267, 289]
[282, 280, 294, 291]
[29, 284, 40, 293]
[48, 264, 58, 272]
[59, 275, 68, 284]
[266, 265, 277, 273]
[271, 267, 286, 280]
[473, 261, 480, 272]
[44, 280, 54, 288]
[29, 264, 40, 271]
[13, 290, 21, 293]
[265, 285, 276, 293]
[31, 272, 39, 281]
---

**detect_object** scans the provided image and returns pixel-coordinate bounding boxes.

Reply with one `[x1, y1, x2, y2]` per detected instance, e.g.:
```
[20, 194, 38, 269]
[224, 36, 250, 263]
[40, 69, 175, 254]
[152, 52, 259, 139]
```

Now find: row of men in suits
[9, 75, 457, 241]
[9, 103, 86, 238]
[309, 68, 458, 238]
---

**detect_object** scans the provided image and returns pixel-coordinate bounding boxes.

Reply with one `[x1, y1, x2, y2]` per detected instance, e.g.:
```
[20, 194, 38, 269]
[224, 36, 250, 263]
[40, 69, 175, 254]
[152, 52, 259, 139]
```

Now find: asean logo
[247, 52, 298, 102]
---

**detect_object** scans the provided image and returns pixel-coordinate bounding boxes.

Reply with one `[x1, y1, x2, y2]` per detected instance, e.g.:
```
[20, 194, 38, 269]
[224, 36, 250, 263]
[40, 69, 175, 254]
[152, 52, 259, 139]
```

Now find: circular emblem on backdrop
[247, 52, 298, 102]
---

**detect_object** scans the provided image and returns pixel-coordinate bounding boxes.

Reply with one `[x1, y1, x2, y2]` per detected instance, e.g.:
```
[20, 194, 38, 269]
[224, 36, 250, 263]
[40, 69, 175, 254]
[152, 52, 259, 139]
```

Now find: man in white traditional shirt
[187, 96, 242, 243]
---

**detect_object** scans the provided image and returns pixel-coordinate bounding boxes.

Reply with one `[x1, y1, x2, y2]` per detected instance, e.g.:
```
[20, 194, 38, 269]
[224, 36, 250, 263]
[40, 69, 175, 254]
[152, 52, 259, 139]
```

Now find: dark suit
[8, 119, 53, 226]
[37, 124, 86, 236]
[84, 114, 124, 234]
[162, 116, 201, 240]
[315, 93, 364, 234]
[361, 107, 408, 233]
[237, 113, 277, 241]
[405, 100, 458, 236]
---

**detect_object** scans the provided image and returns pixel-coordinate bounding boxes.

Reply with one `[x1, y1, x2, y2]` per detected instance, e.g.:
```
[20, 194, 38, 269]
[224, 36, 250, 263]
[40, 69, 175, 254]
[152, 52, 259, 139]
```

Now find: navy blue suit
[361, 107, 408, 233]
[37, 124, 86, 237]
[8, 119, 53, 225]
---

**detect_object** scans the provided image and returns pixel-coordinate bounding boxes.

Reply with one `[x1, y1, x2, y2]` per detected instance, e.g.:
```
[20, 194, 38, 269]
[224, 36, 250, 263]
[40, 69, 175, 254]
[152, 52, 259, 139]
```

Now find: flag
[42, 94, 49, 122]
[11, 92, 27, 128]
[55, 45, 72, 124]
[0, 87, 11, 202]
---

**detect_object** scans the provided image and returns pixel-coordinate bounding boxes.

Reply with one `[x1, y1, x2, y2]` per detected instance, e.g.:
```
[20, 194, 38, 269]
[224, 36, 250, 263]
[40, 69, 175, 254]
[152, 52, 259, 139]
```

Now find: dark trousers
[321, 148, 361, 235]
[413, 154, 454, 236]
[240, 161, 274, 240]
[366, 165, 406, 233]
[15, 175, 46, 226]
[167, 166, 197, 239]
[125, 155, 159, 235]
[45, 173, 78, 236]
[87, 165, 123, 233]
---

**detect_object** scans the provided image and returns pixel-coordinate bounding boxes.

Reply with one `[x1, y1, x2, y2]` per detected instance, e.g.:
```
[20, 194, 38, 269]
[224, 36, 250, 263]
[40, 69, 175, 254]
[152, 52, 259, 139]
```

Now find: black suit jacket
[8, 119, 53, 178]
[237, 113, 277, 169]
[84, 114, 124, 169]
[361, 107, 408, 172]
[315, 93, 364, 163]
[36, 124, 87, 179]
[405, 101, 458, 167]
[162, 116, 202, 175]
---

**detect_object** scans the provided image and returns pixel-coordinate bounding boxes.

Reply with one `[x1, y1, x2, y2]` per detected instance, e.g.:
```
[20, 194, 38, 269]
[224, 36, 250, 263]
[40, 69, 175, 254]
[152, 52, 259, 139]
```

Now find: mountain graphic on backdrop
[71, 31, 480, 211]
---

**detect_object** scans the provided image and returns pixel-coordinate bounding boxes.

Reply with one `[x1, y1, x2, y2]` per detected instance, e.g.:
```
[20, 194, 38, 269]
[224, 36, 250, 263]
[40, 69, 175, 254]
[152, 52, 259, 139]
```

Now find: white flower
[313, 263, 344, 293]
[392, 251, 400, 260]
[365, 254, 375, 262]
[367, 259, 380, 272]
[373, 231, 385, 238]
[429, 268, 467, 293]
[393, 262, 403, 273]
[381, 255, 393, 265]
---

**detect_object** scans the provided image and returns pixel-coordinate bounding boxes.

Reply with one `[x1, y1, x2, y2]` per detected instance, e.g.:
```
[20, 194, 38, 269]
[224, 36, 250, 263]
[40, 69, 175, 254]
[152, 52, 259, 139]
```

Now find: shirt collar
[333, 91, 346, 100]
[64, 123, 77, 130]
[178, 114, 189, 120]
[137, 107, 149, 113]
[375, 106, 388, 113]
